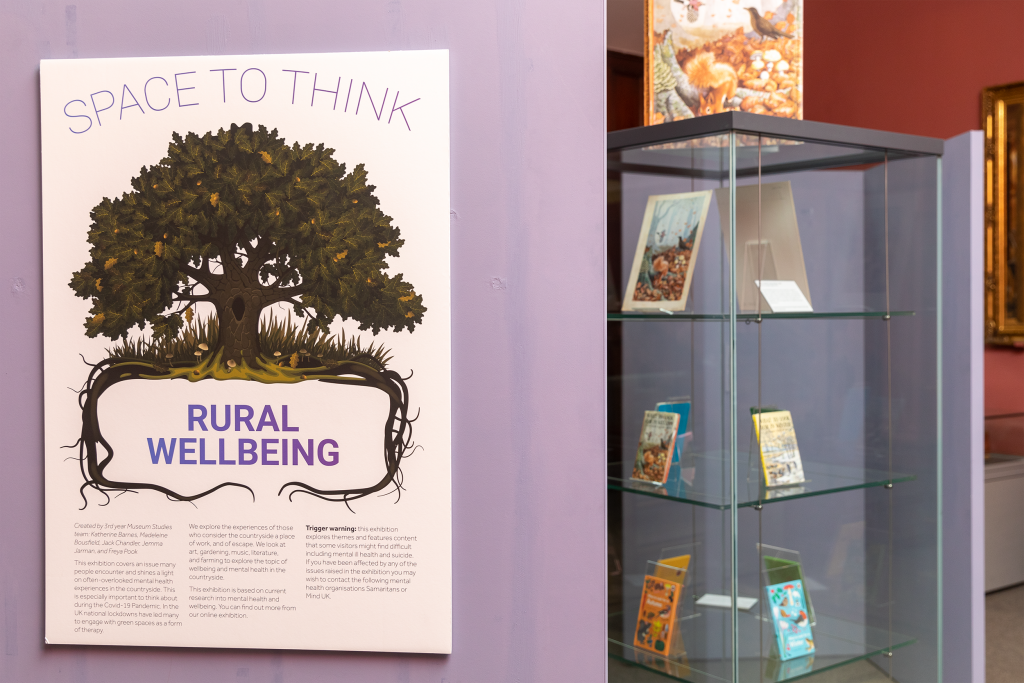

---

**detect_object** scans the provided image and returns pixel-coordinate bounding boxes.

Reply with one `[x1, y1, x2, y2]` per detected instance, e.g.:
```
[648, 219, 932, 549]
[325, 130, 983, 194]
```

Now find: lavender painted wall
[0, 2, 607, 681]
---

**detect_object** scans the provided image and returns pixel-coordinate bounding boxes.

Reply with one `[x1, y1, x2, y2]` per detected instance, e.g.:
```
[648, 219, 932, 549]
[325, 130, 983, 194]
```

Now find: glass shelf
[607, 115, 943, 681]
[609, 611, 915, 683]
[608, 455, 914, 510]
[607, 310, 915, 322]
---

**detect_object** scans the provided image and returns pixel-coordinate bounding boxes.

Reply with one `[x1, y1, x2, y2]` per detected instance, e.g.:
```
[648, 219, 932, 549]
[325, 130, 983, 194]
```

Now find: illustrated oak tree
[70, 123, 425, 368]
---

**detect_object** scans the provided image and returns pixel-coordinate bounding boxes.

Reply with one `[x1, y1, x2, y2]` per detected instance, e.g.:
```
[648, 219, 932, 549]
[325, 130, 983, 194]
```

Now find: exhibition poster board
[40, 50, 451, 652]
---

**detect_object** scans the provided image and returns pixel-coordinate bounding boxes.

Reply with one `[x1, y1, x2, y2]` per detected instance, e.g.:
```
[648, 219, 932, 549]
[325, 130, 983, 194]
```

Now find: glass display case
[607, 113, 944, 683]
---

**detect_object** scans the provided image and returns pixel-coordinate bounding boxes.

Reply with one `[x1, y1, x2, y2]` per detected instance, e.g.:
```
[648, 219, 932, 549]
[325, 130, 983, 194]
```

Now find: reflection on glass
[609, 116, 941, 682]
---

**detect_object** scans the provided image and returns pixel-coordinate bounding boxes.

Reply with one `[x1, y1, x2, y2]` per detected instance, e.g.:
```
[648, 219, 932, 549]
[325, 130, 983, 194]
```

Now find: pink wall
[986, 347, 1024, 454]
[804, 0, 1024, 419]
[0, 1, 607, 681]
[986, 347, 1024, 415]
[804, 0, 1024, 140]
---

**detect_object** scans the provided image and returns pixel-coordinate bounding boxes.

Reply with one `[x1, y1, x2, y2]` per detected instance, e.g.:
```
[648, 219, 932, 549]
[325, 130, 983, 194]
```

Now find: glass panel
[611, 130, 736, 682]
[610, 612, 914, 683]
[609, 458, 913, 510]
[866, 154, 940, 682]
[608, 122, 941, 683]
[609, 311, 914, 321]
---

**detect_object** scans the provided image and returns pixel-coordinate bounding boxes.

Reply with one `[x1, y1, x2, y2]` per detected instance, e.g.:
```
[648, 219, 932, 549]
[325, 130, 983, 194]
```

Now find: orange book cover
[633, 574, 682, 655]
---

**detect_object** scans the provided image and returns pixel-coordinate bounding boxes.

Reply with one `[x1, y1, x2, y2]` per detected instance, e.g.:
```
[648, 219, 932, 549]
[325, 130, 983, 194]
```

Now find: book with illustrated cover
[645, 0, 804, 124]
[753, 409, 805, 487]
[634, 574, 682, 655]
[765, 579, 814, 661]
[623, 191, 712, 312]
[632, 410, 681, 484]
[764, 555, 815, 625]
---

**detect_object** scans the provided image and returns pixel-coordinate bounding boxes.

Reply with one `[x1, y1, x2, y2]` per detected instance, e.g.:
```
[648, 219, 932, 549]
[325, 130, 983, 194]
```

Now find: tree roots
[72, 353, 416, 510]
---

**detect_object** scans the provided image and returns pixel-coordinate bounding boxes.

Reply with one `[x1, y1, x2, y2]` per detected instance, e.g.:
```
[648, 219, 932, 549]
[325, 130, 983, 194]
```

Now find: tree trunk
[210, 262, 265, 367]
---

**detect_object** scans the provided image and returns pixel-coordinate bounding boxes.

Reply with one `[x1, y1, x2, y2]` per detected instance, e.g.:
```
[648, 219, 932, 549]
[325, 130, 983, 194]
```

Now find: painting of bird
[745, 7, 793, 42]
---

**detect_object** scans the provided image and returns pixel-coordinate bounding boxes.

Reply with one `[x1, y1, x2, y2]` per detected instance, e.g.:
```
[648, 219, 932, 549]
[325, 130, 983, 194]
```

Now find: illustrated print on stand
[69, 123, 425, 508]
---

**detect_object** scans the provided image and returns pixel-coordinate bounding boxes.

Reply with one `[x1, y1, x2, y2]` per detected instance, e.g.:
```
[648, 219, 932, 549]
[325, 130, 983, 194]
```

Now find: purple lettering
[210, 68, 237, 103]
[282, 405, 299, 432]
[144, 76, 170, 111]
[235, 405, 255, 431]
[188, 404, 208, 431]
[89, 90, 115, 126]
[211, 405, 231, 431]
[199, 439, 216, 465]
[147, 438, 176, 464]
[173, 71, 198, 107]
[64, 99, 92, 134]
[119, 84, 145, 119]
[343, 78, 354, 112]
[261, 439, 279, 465]
[282, 69, 309, 105]
[311, 73, 341, 110]
[218, 438, 235, 465]
[240, 68, 266, 103]
[356, 82, 388, 120]
[293, 439, 314, 466]
[180, 437, 197, 465]
[239, 439, 258, 465]
[256, 405, 279, 431]
[389, 92, 421, 130]
[318, 439, 339, 466]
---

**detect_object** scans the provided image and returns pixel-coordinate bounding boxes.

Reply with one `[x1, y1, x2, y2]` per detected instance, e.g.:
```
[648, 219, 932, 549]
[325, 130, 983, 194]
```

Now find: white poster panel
[41, 51, 451, 652]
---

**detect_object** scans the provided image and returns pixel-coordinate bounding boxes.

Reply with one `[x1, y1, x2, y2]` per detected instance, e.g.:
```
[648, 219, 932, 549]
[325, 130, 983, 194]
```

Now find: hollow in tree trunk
[210, 263, 265, 367]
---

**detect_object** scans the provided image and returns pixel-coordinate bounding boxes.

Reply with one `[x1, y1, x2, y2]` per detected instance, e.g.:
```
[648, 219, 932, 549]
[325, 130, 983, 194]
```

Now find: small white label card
[695, 594, 759, 611]
[755, 280, 814, 313]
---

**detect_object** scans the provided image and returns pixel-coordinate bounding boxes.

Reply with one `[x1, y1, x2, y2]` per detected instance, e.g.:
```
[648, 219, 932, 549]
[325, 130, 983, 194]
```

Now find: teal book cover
[765, 579, 815, 661]
[656, 400, 691, 461]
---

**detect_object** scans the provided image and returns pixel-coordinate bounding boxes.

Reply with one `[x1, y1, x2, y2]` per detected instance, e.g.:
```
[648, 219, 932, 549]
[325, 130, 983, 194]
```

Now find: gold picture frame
[983, 82, 1024, 345]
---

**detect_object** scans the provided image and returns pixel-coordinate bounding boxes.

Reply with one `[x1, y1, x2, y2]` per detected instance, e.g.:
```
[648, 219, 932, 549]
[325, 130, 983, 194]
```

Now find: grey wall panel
[942, 130, 985, 683]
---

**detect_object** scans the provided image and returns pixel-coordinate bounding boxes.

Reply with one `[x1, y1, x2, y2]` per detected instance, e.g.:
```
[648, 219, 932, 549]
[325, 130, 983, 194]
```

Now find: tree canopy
[70, 123, 425, 359]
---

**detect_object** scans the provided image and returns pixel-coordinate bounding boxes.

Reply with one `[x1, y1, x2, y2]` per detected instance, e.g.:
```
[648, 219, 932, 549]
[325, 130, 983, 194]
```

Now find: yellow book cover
[753, 410, 806, 487]
[652, 554, 691, 583]
[633, 574, 682, 655]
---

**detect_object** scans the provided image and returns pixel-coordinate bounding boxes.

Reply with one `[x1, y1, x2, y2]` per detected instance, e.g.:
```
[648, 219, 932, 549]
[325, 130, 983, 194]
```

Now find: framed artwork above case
[644, 0, 803, 125]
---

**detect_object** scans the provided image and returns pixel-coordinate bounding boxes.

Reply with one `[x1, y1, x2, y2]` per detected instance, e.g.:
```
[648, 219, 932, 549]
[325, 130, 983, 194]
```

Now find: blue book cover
[656, 400, 691, 461]
[765, 579, 815, 661]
